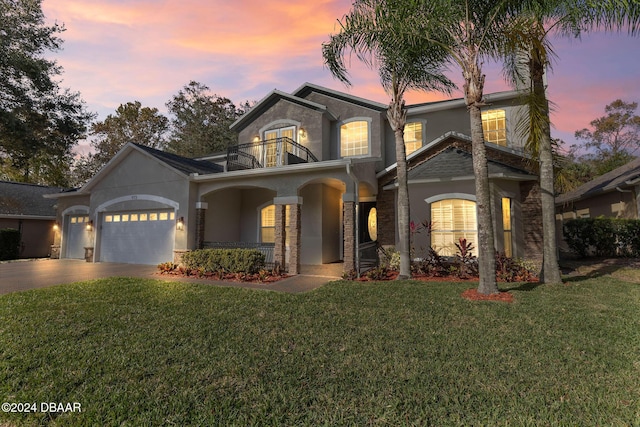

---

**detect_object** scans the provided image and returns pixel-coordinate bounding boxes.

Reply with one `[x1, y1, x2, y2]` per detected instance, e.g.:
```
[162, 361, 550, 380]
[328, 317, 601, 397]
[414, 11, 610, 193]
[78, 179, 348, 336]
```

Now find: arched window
[430, 199, 478, 256]
[340, 119, 369, 157]
[260, 205, 290, 244]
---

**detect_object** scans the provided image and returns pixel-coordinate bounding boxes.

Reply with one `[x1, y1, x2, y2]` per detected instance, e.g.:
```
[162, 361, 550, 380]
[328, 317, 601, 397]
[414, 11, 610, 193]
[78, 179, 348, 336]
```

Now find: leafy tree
[165, 81, 245, 158]
[575, 99, 640, 159]
[80, 101, 169, 178]
[323, 0, 454, 279]
[499, 0, 640, 284]
[0, 0, 93, 185]
[397, 0, 535, 294]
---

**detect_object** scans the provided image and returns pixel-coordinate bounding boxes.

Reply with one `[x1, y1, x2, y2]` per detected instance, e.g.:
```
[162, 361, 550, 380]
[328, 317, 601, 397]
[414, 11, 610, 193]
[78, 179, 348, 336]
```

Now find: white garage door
[99, 210, 176, 265]
[65, 214, 90, 259]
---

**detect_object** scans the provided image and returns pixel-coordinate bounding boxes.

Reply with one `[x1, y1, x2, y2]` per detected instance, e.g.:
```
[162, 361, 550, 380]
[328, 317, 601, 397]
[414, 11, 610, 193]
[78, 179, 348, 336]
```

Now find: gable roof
[293, 82, 388, 111]
[0, 181, 65, 218]
[406, 147, 535, 182]
[72, 143, 222, 194]
[556, 157, 640, 205]
[230, 88, 337, 132]
[132, 144, 223, 175]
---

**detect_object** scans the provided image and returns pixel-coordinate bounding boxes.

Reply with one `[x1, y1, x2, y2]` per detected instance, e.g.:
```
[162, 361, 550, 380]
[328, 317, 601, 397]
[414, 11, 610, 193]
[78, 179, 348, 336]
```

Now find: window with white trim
[482, 109, 507, 146]
[340, 120, 369, 157]
[404, 122, 423, 155]
[260, 205, 290, 244]
[430, 199, 478, 256]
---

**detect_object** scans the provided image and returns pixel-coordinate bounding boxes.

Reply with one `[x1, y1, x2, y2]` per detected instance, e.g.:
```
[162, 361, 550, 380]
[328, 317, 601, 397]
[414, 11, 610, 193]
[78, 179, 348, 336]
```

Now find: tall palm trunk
[530, 54, 562, 284]
[464, 62, 498, 295]
[388, 87, 411, 280]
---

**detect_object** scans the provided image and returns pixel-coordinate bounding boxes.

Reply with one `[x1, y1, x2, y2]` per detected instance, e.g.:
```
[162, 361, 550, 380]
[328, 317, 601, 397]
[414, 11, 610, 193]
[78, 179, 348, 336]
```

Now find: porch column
[195, 202, 208, 249]
[343, 193, 357, 273]
[289, 202, 302, 275]
[273, 203, 286, 271]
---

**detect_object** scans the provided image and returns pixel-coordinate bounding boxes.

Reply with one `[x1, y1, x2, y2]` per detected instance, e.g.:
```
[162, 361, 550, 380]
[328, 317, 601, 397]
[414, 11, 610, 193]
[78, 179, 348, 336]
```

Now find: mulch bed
[461, 288, 514, 303]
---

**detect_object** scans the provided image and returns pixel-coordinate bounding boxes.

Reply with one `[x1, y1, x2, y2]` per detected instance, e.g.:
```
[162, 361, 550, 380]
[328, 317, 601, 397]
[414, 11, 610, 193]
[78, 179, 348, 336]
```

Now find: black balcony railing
[227, 137, 318, 171]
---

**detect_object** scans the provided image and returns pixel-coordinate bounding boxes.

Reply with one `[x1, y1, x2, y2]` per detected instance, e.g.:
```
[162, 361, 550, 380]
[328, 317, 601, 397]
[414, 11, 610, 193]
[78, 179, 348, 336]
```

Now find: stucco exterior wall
[237, 100, 326, 161]
[303, 92, 385, 160]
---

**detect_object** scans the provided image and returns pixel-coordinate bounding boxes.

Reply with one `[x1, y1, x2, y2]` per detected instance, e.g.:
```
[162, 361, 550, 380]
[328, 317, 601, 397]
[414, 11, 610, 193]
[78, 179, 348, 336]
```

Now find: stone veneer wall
[343, 201, 356, 272]
[519, 181, 543, 264]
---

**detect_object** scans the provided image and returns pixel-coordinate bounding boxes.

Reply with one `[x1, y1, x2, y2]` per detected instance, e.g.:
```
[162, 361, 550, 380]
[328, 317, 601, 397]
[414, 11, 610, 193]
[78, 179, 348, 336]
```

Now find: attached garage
[99, 210, 176, 265]
[65, 214, 91, 259]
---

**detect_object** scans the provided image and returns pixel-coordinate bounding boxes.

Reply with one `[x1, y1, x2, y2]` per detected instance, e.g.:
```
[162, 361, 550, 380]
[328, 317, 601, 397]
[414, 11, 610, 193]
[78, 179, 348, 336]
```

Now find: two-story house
[47, 82, 543, 274]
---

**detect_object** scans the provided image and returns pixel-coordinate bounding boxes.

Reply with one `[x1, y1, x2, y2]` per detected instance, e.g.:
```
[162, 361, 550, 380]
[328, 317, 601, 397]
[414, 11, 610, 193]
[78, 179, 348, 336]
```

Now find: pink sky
[43, 0, 640, 151]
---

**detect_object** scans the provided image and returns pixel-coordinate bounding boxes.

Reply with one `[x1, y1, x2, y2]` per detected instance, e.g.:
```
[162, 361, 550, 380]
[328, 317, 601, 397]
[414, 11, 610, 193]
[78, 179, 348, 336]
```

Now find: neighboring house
[46, 82, 543, 273]
[555, 157, 640, 252]
[0, 181, 64, 259]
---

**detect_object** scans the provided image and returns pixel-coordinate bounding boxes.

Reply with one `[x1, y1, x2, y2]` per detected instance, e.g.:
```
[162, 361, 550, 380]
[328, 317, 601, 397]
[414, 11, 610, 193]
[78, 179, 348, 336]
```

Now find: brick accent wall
[274, 204, 286, 270]
[343, 201, 356, 272]
[376, 181, 396, 247]
[195, 208, 206, 249]
[289, 204, 301, 275]
[520, 181, 543, 264]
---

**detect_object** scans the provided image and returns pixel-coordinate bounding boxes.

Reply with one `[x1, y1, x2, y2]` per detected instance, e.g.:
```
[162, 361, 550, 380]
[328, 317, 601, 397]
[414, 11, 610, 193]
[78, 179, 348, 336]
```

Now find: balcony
[227, 137, 318, 171]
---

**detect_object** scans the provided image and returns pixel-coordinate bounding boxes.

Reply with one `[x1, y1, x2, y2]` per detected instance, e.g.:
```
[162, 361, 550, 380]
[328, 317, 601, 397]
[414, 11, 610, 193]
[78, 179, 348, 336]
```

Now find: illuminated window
[482, 109, 507, 146]
[430, 199, 478, 256]
[140, 213, 148, 221]
[130, 214, 139, 222]
[159, 212, 168, 221]
[121, 214, 129, 222]
[149, 213, 158, 221]
[404, 122, 423, 155]
[169, 212, 176, 220]
[340, 120, 369, 157]
[502, 198, 512, 258]
[113, 215, 121, 222]
[71, 217, 77, 224]
[104, 215, 112, 223]
[264, 126, 296, 167]
[260, 205, 290, 244]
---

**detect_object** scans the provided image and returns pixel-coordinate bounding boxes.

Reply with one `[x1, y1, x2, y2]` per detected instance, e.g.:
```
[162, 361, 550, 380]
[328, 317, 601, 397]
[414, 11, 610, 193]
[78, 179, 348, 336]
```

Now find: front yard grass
[1, 276, 638, 426]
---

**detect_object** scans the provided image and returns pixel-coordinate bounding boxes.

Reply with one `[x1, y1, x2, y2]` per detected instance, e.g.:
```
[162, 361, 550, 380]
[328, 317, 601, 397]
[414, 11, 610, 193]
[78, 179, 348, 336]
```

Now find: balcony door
[264, 126, 296, 167]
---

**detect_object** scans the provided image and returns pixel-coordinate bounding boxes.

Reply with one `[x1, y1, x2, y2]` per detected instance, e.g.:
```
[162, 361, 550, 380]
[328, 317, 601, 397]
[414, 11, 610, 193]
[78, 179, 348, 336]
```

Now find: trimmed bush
[0, 228, 21, 261]
[181, 248, 265, 274]
[564, 218, 640, 258]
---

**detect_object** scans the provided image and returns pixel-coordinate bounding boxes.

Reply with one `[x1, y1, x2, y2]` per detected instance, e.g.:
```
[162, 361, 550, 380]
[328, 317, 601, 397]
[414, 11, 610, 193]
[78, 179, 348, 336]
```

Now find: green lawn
[1, 276, 638, 426]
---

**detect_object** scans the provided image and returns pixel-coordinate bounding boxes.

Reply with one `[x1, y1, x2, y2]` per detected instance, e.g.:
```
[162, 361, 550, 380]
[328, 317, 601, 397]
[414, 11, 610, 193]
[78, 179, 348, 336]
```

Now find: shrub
[181, 248, 265, 274]
[495, 252, 538, 282]
[0, 228, 21, 261]
[564, 218, 640, 258]
[454, 238, 478, 279]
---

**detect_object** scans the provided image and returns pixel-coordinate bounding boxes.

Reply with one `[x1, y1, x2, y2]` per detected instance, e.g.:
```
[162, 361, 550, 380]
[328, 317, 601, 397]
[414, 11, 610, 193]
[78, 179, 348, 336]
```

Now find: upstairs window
[404, 122, 423, 155]
[340, 120, 369, 157]
[482, 109, 507, 146]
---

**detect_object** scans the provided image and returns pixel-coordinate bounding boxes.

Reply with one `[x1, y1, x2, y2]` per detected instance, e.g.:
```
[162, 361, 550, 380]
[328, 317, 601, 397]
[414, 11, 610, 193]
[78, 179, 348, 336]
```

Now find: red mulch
[461, 288, 514, 303]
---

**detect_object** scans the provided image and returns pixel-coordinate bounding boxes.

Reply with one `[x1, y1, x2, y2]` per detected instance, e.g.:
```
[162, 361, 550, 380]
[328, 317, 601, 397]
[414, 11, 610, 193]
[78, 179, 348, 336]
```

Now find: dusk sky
[42, 0, 640, 152]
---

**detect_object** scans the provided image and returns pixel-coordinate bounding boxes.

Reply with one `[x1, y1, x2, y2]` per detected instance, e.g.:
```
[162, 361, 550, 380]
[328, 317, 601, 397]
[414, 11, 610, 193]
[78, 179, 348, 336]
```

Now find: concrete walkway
[0, 259, 343, 295]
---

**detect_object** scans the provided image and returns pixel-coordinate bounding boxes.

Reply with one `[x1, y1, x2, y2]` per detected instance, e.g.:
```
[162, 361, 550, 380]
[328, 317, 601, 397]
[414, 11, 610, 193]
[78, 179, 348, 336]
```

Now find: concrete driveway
[0, 259, 341, 295]
[0, 259, 159, 295]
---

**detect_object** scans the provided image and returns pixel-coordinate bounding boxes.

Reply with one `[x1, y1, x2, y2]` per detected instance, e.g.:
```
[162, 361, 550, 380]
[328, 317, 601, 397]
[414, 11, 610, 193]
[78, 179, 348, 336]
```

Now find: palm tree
[323, 0, 454, 280]
[501, 0, 640, 284]
[399, 0, 533, 294]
